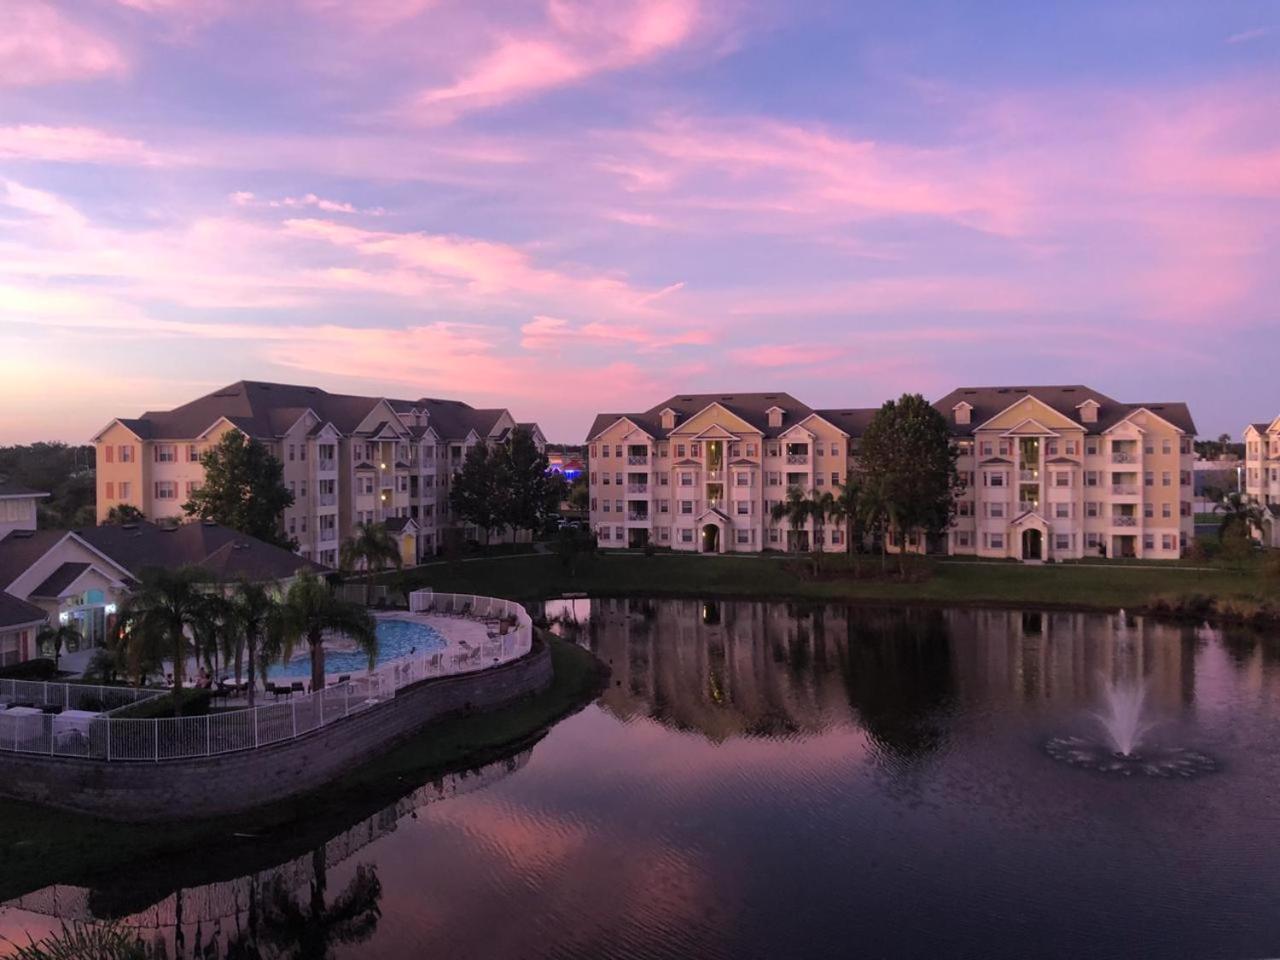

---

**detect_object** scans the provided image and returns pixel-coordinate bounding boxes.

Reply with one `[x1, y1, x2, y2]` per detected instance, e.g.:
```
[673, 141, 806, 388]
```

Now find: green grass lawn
[399, 550, 1275, 613]
[0, 636, 606, 905]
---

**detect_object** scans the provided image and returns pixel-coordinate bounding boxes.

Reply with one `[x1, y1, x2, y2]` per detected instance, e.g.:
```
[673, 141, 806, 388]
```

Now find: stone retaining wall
[0, 639, 552, 822]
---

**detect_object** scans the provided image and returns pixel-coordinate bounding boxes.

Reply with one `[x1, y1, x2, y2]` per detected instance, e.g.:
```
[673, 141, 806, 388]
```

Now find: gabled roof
[0, 591, 46, 630]
[74, 522, 329, 581]
[933, 385, 1197, 437]
[383, 517, 418, 534]
[588, 393, 879, 442]
[28, 562, 93, 599]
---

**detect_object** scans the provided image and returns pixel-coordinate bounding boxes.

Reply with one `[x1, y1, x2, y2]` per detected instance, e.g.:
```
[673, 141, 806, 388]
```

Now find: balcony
[1110, 484, 1138, 496]
[317, 459, 336, 472]
[1111, 452, 1138, 464]
[1018, 470, 1039, 482]
[318, 493, 337, 507]
[1112, 516, 1138, 527]
[626, 484, 649, 494]
[319, 529, 337, 542]
[627, 512, 649, 522]
[627, 455, 649, 465]
[1019, 501, 1038, 513]
[786, 455, 809, 465]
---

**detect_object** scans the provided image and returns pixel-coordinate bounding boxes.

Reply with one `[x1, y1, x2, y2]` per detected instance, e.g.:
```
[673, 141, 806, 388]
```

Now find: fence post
[291, 699, 297, 739]
[154, 721, 159, 762]
[254, 704, 259, 749]
[206, 715, 211, 757]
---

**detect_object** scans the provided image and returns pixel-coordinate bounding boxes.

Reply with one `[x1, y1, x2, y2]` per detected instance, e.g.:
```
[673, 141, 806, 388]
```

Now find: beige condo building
[587, 385, 1196, 562]
[1243, 417, 1280, 547]
[93, 381, 545, 566]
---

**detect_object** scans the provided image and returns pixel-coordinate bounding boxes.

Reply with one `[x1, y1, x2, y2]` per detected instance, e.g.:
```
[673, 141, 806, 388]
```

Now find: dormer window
[660, 408, 677, 431]
[953, 402, 972, 426]
[1077, 399, 1099, 424]
[766, 406, 785, 429]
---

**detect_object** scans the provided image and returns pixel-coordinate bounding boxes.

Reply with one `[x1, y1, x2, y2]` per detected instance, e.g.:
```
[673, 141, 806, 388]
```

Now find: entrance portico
[1009, 511, 1051, 563]
[697, 507, 730, 554]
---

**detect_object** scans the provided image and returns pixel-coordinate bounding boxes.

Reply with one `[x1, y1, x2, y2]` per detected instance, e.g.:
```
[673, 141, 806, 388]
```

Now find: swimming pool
[265, 617, 447, 680]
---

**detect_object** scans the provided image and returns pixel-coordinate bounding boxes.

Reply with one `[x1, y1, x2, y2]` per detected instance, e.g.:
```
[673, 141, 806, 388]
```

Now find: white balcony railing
[1111, 452, 1137, 464]
[317, 459, 336, 472]
[1110, 485, 1138, 496]
[786, 455, 809, 465]
[626, 484, 649, 494]
[627, 512, 649, 522]
[1019, 470, 1039, 482]
[627, 455, 648, 465]
[318, 493, 337, 507]
[319, 529, 337, 542]
[1112, 516, 1138, 527]
[1019, 501, 1038, 513]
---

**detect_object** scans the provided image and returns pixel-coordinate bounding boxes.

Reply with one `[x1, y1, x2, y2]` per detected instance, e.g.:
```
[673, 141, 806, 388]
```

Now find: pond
[4, 598, 1280, 959]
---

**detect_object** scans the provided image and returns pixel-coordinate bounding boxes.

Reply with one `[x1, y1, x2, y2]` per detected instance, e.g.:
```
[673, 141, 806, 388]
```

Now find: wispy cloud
[0, 2, 127, 87]
[1226, 26, 1272, 44]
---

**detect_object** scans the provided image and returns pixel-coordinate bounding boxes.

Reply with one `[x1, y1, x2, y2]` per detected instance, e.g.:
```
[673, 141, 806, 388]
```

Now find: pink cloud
[520, 313, 711, 351]
[0, 2, 127, 87]
[406, 0, 703, 121]
[0, 125, 175, 165]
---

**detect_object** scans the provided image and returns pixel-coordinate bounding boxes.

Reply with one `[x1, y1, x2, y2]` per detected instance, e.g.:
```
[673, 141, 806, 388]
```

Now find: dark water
[5, 599, 1280, 960]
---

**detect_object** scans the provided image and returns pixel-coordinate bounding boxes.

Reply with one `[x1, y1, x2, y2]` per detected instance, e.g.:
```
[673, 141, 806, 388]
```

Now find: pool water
[265, 618, 446, 680]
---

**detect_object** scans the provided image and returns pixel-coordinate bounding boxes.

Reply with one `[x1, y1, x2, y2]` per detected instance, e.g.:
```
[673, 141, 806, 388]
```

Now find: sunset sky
[1, 0, 1276, 443]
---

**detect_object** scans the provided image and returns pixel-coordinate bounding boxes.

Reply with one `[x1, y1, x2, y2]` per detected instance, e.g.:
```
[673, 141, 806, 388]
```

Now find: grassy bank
[398, 550, 1276, 614]
[0, 636, 606, 906]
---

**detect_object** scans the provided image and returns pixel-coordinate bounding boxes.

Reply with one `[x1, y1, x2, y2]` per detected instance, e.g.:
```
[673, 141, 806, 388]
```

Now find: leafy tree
[274, 570, 377, 693]
[35, 624, 81, 671]
[182, 431, 296, 549]
[498, 426, 564, 540]
[103, 504, 145, 525]
[567, 474, 590, 513]
[340, 521, 402, 605]
[0, 442, 96, 529]
[553, 526, 597, 576]
[860, 473, 902, 574]
[770, 486, 813, 552]
[448, 441, 505, 547]
[114, 566, 212, 708]
[1212, 490, 1264, 539]
[858, 394, 961, 568]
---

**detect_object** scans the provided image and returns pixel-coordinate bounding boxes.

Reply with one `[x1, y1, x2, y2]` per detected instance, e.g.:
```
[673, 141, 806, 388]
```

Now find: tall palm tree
[255, 850, 383, 958]
[809, 489, 835, 568]
[275, 570, 377, 693]
[770, 487, 813, 553]
[229, 578, 280, 708]
[115, 566, 211, 708]
[340, 522, 403, 606]
[830, 477, 864, 556]
[190, 592, 230, 682]
[35, 623, 82, 671]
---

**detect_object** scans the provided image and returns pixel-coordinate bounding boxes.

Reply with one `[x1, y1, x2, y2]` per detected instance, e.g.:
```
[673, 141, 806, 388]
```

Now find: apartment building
[586, 393, 877, 554]
[937, 386, 1195, 561]
[1243, 417, 1280, 547]
[587, 386, 1197, 562]
[94, 381, 545, 566]
[0, 483, 47, 539]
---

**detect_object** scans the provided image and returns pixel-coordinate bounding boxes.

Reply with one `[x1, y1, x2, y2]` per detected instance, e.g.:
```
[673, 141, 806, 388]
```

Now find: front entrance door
[1021, 528, 1043, 561]
[628, 528, 649, 549]
[702, 524, 721, 553]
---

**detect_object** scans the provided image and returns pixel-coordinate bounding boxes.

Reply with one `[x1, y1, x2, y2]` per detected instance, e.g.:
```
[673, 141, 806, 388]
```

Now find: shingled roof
[75, 522, 329, 581]
[103, 381, 518, 444]
[932, 385, 1197, 436]
[587, 393, 880, 441]
[0, 591, 46, 630]
[0, 483, 49, 500]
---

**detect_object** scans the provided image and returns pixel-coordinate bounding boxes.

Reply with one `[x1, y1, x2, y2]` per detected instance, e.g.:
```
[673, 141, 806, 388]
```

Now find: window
[590, 445, 597, 458]
[590, 498, 597, 512]
[615, 445, 622, 457]
[615, 499, 622, 513]
[1085, 471, 1098, 487]
[1086, 441, 1099, 456]
[615, 526, 623, 541]
[681, 501, 694, 515]
[769, 529, 780, 543]
[1143, 534, 1155, 550]
[1086, 532, 1100, 548]
[187, 444, 199, 462]
[603, 501, 610, 512]
[1055, 503, 1070, 519]
[300, 444, 306, 461]
[289, 517, 296, 535]
[1144, 471, 1154, 487]
[1066, 441, 1077, 455]
[659, 527, 670, 541]
[603, 474, 611, 485]
[119, 481, 131, 499]
[615, 472, 622, 485]
[1055, 534, 1070, 550]
[300, 481, 308, 498]
[1054, 472, 1071, 488]
[104, 445, 114, 464]
[154, 481, 177, 500]
[990, 503, 1005, 519]
[1144, 503, 1154, 518]
[600, 527, 611, 541]
[958, 500, 973, 517]
[659, 475, 669, 486]
[1144, 442, 1155, 455]
[831, 472, 839, 487]
[736, 530, 750, 544]
[730, 444, 741, 457]
[1161, 471, 1171, 487]
[746, 444, 757, 457]
[1162, 534, 1175, 550]
[767, 472, 780, 486]
[989, 533, 1004, 549]
[155, 444, 177, 463]
[119, 445, 134, 463]
[981, 442, 993, 457]
[1047, 440, 1059, 455]
[736, 502, 749, 516]
[988, 472, 1005, 487]
[691, 443, 701, 457]
[1162, 503, 1172, 519]
[957, 532, 971, 547]
[680, 472, 694, 487]
[680, 529, 693, 543]
[1162, 439, 1172, 455]
[105, 481, 115, 499]
[659, 500, 670, 514]
[289, 444, 296, 461]
[185, 481, 200, 496]
[602, 446, 610, 458]
[1086, 501, 1099, 517]
[735, 472, 750, 487]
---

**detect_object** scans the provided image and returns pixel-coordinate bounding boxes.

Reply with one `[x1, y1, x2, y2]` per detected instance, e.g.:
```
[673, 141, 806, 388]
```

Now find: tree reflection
[841, 609, 955, 763]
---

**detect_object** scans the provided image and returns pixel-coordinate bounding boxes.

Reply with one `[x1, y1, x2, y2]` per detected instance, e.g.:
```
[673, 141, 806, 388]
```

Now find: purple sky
[1, 0, 1276, 444]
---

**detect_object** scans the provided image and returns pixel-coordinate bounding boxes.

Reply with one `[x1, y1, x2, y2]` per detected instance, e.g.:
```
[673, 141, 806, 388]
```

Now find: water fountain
[1046, 676, 1217, 778]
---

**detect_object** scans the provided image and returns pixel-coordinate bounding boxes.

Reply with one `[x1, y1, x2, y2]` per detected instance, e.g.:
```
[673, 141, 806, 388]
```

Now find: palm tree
[830, 477, 864, 556]
[102, 504, 145, 525]
[114, 566, 211, 708]
[228, 578, 280, 708]
[275, 570, 377, 693]
[770, 487, 813, 553]
[340, 522, 403, 606]
[190, 592, 230, 682]
[35, 623, 82, 671]
[1213, 490, 1264, 538]
[254, 849, 383, 958]
[860, 476, 901, 575]
[809, 489, 835, 568]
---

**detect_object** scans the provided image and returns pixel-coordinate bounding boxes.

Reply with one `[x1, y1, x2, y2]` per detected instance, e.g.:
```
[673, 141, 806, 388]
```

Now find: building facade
[0, 483, 48, 539]
[587, 386, 1197, 562]
[94, 381, 545, 566]
[1243, 417, 1280, 547]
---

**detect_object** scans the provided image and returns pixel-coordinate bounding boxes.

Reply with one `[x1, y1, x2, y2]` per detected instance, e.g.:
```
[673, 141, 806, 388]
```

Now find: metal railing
[1110, 484, 1139, 496]
[0, 592, 533, 763]
[786, 455, 809, 465]
[1113, 516, 1138, 527]
[1111, 452, 1137, 464]
[626, 484, 649, 494]
[317, 459, 336, 472]
[627, 455, 648, 465]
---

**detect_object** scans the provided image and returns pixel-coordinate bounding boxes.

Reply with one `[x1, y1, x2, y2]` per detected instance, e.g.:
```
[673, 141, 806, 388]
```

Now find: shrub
[112, 688, 214, 719]
[0, 658, 57, 680]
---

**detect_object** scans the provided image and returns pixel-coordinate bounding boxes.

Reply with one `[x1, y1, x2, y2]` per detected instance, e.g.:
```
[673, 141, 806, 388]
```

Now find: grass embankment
[0, 636, 606, 906]
[398, 550, 1276, 616]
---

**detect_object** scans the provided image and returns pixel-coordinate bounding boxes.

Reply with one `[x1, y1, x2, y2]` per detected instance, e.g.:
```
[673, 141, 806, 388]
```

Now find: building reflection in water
[544, 598, 1210, 764]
